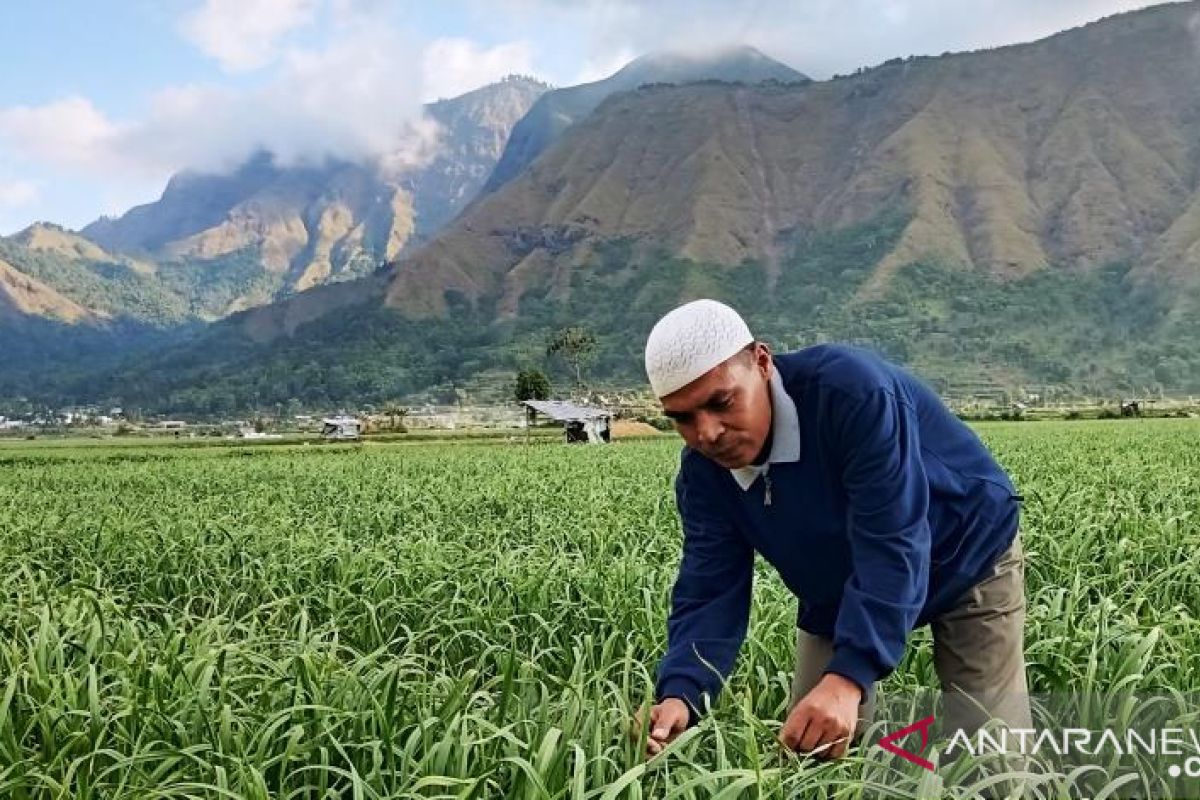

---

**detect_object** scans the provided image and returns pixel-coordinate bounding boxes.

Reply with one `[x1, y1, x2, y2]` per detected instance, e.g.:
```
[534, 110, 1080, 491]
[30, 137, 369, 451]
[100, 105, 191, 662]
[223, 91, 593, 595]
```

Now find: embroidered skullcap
[644, 299, 754, 397]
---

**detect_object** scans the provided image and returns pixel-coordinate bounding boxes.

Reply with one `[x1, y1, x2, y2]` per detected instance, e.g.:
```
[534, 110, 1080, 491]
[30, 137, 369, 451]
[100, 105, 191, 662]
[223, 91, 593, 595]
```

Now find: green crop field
[1, 420, 1199, 798]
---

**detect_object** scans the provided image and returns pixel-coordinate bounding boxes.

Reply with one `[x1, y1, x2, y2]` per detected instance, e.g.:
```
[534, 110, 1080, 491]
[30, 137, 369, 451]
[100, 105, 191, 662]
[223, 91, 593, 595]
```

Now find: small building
[237, 427, 281, 440]
[521, 400, 611, 444]
[321, 416, 361, 440]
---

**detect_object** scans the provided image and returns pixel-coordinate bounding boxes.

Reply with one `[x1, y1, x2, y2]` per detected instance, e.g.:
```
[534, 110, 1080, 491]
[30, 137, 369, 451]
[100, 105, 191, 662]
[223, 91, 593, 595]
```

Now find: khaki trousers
[789, 535, 1032, 741]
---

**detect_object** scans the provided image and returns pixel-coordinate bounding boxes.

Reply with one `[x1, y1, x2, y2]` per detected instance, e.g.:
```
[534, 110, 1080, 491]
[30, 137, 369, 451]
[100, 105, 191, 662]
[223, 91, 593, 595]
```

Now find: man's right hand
[632, 698, 690, 757]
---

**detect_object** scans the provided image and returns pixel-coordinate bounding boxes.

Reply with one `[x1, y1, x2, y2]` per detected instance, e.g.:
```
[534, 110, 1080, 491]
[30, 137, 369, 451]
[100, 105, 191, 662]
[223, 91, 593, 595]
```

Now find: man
[635, 299, 1031, 760]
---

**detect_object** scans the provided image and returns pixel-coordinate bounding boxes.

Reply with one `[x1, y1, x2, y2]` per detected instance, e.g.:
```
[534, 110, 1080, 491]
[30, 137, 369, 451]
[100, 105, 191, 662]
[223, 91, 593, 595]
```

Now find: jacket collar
[730, 367, 801, 490]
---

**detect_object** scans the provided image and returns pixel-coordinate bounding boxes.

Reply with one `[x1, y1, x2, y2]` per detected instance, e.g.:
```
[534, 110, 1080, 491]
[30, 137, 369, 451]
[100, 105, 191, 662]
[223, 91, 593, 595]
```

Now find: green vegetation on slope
[0, 239, 290, 403]
[0, 237, 188, 325]
[61, 210, 1199, 414]
[154, 247, 287, 318]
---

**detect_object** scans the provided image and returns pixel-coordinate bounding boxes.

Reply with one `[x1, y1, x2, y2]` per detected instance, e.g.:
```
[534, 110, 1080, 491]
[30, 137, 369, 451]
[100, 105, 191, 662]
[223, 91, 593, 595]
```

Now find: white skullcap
[644, 299, 754, 397]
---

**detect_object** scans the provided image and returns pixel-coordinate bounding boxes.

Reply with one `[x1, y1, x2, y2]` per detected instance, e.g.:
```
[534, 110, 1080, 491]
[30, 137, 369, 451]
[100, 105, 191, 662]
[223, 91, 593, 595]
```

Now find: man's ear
[754, 341, 773, 379]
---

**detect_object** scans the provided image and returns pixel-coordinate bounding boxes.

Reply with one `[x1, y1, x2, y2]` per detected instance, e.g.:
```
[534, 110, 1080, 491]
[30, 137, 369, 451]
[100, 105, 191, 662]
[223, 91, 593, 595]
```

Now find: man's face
[660, 343, 773, 469]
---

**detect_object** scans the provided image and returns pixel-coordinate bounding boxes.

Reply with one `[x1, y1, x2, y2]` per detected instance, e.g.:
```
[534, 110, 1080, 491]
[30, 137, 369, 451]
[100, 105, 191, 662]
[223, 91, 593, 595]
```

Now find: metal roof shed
[321, 416, 361, 440]
[521, 400, 612, 444]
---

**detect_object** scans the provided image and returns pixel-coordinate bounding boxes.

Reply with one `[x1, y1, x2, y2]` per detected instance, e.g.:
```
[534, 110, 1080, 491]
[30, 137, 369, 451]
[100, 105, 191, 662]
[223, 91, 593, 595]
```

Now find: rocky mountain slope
[78, 76, 549, 316]
[377, 3, 1200, 322]
[483, 46, 808, 193]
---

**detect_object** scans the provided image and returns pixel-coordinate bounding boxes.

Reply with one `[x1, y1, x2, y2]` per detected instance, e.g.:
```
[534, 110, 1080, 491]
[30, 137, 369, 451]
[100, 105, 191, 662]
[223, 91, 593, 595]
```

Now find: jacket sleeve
[824, 387, 930, 695]
[655, 460, 754, 722]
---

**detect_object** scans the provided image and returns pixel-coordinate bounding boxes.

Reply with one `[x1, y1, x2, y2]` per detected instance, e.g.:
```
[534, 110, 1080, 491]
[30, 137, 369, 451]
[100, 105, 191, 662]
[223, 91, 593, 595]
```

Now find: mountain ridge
[483, 45, 809, 194]
[366, 1, 1200, 324]
[14, 5, 1200, 409]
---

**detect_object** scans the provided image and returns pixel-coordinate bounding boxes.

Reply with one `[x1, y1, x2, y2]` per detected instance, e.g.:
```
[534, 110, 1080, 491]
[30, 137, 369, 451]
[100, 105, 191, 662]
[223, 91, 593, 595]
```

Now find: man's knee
[790, 629, 878, 741]
[931, 535, 1031, 733]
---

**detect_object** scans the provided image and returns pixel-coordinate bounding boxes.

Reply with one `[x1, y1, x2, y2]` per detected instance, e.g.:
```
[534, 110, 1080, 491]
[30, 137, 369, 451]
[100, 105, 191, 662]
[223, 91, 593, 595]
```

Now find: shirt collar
[730, 368, 801, 491]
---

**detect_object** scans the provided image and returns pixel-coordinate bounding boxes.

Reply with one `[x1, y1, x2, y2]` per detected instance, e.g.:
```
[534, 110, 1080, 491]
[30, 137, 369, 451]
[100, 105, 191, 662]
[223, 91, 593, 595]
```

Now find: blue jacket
[655, 345, 1021, 715]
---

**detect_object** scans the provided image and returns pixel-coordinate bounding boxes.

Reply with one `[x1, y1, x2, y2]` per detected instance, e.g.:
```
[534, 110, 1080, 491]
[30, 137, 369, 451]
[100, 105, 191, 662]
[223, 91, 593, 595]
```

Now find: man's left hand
[779, 673, 862, 759]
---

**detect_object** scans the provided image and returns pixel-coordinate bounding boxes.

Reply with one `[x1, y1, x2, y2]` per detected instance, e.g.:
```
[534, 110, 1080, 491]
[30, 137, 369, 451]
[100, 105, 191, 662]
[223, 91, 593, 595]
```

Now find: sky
[0, 0, 1161, 235]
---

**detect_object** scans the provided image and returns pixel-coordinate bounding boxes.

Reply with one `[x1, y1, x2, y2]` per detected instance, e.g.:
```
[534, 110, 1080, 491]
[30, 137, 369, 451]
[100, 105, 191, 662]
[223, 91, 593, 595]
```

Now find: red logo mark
[878, 715, 936, 771]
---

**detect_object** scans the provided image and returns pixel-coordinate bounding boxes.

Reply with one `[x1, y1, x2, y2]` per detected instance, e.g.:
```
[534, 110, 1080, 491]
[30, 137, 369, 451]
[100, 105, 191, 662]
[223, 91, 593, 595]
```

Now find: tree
[1154, 357, 1188, 391]
[546, 327, 597, 388]
[514, 369, 551, 434]
[514, 369, 551, 403]
[383, 403, 409, 433]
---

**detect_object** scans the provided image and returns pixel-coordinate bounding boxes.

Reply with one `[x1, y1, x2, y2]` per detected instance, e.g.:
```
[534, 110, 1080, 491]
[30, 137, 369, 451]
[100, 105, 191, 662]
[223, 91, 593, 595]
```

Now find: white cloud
[0, 97, 123, 171]
[327, 0, 391, 25]
[181, 0, 318, 72]
[420, 37, 537, 101]
[0, 179, 39, 209]
[494, 0, 1157, 81]
[148, 23, 438, 172]
[0, 23, 439, 183]
[573, 47, 636, 84]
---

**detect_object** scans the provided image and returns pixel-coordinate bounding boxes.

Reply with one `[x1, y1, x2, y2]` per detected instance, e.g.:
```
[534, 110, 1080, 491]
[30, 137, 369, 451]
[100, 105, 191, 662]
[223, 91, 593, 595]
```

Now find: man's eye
[713, 398, 732, 410]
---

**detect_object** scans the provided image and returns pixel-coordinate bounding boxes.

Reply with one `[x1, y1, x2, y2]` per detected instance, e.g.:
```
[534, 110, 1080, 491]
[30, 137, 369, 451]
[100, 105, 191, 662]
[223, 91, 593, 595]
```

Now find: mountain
[79, 76, 549, 316]
[483, 46, 808, 193]
[0, 77, 550, 400]
[383, 4, 1200, 320]
[2, 224, 188, 324]
[13, 222, 147, 269]
[0, 232, 191, 401]
[0, 256, 100, 326]
[33, 4, 1200, 410]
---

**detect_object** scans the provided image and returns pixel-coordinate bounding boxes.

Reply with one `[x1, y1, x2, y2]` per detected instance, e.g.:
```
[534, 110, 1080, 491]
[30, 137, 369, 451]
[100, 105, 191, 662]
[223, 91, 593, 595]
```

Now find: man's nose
[696, 413, 723, 447]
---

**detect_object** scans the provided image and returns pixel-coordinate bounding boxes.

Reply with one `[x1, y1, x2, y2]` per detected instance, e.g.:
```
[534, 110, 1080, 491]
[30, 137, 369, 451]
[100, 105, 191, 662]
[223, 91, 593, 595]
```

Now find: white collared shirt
[730, 368, 801, 491]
